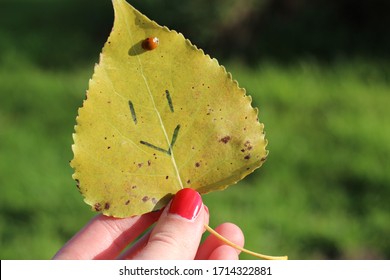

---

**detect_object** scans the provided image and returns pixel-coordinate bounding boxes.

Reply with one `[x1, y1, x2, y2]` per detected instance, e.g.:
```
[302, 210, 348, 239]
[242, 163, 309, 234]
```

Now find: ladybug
[142, 37, 159, 50]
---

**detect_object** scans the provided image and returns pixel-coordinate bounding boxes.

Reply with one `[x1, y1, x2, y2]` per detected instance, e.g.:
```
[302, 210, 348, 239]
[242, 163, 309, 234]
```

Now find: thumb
[133, 188, 208, 260]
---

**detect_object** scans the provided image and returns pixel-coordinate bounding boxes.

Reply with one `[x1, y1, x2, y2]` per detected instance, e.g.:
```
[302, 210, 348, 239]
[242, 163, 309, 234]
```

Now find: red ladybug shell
[142, 37, 159, 50]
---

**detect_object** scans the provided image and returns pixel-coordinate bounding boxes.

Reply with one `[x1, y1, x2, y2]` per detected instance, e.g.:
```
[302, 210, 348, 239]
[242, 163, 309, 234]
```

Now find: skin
[53, 200, 245, 260]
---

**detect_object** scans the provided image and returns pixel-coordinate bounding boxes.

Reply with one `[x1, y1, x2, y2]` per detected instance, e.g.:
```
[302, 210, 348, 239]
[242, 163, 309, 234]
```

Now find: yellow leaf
[71, 0, 268, 218]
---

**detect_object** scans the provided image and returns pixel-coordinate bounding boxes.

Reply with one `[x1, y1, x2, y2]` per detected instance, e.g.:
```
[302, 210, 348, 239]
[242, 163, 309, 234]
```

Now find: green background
[1, 0, 389, 259]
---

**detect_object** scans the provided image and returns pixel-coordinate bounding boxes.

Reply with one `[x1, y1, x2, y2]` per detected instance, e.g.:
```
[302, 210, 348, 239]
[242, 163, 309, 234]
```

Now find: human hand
[53, 188, 244, 260]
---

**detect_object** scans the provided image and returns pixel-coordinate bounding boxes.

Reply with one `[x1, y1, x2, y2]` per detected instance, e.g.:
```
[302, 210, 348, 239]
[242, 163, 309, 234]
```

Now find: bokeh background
[1, 0, 389, 259]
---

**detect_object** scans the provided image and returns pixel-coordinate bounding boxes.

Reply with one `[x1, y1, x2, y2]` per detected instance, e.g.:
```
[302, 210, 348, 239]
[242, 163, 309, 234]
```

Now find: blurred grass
[204, 59, 390, 259]
[0, 53, 96, 259]
[1, 53, 389, 259]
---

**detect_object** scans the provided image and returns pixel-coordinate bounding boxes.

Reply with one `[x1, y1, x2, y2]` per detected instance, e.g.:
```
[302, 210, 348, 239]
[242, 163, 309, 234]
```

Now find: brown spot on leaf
[187, 179, 191, 184]
[244, 154, 251, 160]
[137, 163, 143, 168]
[104, 202, 110, 210]
[125, 200, 130, 205]
[94, 203, 102, 212]
[244, 140, 253, 150]
[132, 185, 137, 189]
[148, 160, 151, 166]
[219, 136, 231, 144]
[195, 162, 200, 167]
[142, 196, 149, 202]
[166, 175, 169, 179]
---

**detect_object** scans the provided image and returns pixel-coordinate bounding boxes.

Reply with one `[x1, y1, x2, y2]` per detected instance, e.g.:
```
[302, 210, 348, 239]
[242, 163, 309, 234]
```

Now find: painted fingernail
[169, 188, 202, 220]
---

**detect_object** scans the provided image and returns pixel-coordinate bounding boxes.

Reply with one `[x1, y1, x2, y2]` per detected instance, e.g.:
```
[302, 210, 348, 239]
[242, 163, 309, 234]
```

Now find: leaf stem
[204, 223, 288, 260]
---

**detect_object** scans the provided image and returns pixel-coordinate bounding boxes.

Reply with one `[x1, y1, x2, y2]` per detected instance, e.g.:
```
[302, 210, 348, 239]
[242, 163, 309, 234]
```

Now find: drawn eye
[142, 37, 159, 50]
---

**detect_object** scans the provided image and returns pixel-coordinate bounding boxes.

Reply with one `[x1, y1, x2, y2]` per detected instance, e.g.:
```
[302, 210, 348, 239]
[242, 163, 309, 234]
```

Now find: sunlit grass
[205, 59, 390, 259]
[1, 57, 389, 259]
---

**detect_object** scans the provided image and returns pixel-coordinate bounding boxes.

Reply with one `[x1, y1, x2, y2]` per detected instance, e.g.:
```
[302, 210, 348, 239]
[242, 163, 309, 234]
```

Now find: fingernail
[169, 188, 202, 220]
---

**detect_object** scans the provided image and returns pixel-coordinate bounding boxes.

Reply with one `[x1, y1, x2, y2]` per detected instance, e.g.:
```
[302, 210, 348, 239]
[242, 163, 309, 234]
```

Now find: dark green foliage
[1, 0, 389, 68]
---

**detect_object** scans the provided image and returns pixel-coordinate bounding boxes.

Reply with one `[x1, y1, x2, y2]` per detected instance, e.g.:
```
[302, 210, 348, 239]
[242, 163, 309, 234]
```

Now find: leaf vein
[121, 6, 183, 189]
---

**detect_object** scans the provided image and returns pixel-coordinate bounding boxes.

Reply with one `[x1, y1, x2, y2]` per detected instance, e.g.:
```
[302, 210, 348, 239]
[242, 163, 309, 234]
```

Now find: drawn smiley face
[128, 89, 180, 155]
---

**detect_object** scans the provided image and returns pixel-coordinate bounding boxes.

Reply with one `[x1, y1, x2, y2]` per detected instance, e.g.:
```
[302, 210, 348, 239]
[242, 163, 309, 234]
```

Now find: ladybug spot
[142, 37, 159, 50]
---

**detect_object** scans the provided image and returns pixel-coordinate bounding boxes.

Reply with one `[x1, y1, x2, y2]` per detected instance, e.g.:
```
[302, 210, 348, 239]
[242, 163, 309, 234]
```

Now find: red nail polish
[169, 188, 202, 220]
